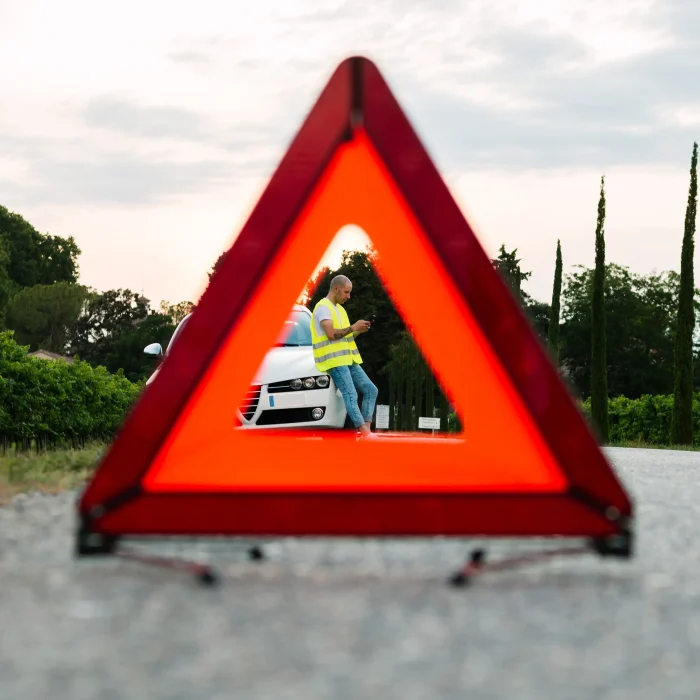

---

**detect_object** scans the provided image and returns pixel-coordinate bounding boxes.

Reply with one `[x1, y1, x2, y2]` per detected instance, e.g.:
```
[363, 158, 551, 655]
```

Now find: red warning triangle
[78, 57, 633, 548]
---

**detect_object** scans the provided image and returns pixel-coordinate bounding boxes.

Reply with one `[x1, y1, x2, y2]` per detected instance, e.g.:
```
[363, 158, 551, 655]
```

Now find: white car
[143, 304, 349, 430]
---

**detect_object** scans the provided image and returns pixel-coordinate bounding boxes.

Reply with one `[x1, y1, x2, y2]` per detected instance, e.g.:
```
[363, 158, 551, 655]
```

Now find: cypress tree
[404, 354, 414, 431]
[590, 176, 609, 443]
[436, 387, 450, 432]
[413, 358, 424, 431]
[388, 370, 396, 432]
[397, 349, 404, 431]
[547, 239, 563, 362]
[671, 142, 698, 445]
[492, 245, 531, 303]
[426, 371, 435, 420]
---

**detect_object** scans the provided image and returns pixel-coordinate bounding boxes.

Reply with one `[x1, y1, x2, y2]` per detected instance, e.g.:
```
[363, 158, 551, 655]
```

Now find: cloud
[384, 14, 698, 171]
[1, 93, 284, 206]
[3, 0, 699, 217]
[277, 1, 361, 25]
[81, 94, 283, 154]
[0, 179, 27, 204]
[2, 148, 244, 207]
[1, 89, 289, 207]
[0, 127, 233, 206]
[38, 156, 235, 205]
[167, 49, 213, 65]
[84, 96, 208, 141]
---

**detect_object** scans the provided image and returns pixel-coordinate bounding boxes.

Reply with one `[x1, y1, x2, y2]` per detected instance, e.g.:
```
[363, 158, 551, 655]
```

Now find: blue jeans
[328, 364, 379, 429]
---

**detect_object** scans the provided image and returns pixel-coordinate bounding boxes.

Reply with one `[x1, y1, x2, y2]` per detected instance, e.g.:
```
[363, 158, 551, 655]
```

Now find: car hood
[146, 345, 320, 388]
[253, 346, 320, 385]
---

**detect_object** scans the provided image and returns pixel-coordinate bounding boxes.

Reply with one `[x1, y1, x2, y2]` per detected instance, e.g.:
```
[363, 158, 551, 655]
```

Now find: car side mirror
[143, 342, 163, 357]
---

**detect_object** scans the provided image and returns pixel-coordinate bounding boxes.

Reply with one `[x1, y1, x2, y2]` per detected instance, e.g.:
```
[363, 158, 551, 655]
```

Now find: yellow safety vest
[311, 298, 363, 371]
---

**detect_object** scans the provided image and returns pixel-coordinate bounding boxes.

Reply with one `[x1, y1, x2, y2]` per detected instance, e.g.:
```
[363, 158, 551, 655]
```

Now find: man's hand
[320, 318, 372, 340]
[352, 320, 372, 334]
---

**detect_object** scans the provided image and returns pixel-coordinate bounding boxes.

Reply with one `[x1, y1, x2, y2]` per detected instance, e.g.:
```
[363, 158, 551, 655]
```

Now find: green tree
[671, 142, 698, 444]
[491, 243, 549, 340]
[547, 240, 563, 362]
[0, 236, 10, 328]
[301, 266, 332, 307]
[37, 234, 81, 285]
[381, 330, 447, 431]
[523, 298, 551, 341]
[208, 250, 228, 279]
[492, 244, 531, 301]
[97, 312, 177, 382]
[200, 249, 230, 298]
[5, 282, 89, 353]
[590, 176, 609, 442]
[0, 205, 80, 288]
[159, 300, 194, 325]
[560, 265, 691, 400]
[68, 289, 151, 370]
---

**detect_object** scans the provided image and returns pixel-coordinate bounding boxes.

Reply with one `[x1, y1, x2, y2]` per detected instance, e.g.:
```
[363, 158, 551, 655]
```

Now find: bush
[0, 331, 141, 449]
[4, 320, 697, 450]
[580, 393, 700, 446]
[446, 392, 700, 445]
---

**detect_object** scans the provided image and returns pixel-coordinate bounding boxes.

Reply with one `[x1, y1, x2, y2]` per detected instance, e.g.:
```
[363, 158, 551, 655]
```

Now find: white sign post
[375, 404, 390, 430]
[418, 416, 441, 435]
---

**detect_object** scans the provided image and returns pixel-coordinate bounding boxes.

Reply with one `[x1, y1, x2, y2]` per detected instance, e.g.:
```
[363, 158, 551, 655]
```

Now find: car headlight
[311, 407, 324, 420]
[316, 375, 330, 388]
[303, 377, 316, 389]
[290, 378, 303, 390]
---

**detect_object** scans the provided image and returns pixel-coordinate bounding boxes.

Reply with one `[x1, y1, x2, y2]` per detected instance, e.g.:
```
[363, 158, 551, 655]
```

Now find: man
[310, 275, 379, 438]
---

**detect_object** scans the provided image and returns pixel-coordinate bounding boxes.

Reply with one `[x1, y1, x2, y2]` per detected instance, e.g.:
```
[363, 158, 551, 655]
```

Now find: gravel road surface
[1, 447, 699, 699]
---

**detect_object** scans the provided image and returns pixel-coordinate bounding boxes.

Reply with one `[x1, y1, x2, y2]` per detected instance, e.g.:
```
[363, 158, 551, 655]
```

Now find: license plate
[269, 392, 306, 408]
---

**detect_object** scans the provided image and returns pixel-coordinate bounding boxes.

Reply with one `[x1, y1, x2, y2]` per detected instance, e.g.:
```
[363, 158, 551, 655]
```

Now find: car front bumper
[236, 379, 347, 430]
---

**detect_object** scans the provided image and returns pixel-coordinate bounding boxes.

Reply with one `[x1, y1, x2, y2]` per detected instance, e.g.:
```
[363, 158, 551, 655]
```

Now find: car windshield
[165, 309, 312, 356]
[276, 310, 312, 347]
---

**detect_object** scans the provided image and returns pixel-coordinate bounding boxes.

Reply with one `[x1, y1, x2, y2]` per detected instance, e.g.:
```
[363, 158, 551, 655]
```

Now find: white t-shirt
[313, 301, 342, 339]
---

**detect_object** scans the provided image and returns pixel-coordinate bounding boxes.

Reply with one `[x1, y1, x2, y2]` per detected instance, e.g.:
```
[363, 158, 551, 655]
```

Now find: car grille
[256, 407, 324, 426]
[239, 384, 261, 421]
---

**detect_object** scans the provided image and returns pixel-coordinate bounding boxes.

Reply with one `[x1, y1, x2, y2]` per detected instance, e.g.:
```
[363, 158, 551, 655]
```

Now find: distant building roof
[27, 349, 75, 363]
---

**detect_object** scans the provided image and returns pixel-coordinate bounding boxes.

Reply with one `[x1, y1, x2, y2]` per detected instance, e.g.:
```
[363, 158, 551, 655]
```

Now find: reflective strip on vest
[310, 298, 363, 371]
[314, 347, 354, 363]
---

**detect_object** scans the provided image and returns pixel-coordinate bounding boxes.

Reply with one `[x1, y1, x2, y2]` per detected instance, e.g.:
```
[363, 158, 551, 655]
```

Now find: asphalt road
[1, 447, 699, 699]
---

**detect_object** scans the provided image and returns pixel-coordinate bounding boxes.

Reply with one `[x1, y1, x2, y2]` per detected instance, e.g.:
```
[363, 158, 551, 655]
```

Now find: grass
[0, 442, 105, 505]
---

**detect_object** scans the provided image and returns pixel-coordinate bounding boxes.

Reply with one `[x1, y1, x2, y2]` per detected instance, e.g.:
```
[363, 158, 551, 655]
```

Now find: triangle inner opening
[142, 131, 566, 494]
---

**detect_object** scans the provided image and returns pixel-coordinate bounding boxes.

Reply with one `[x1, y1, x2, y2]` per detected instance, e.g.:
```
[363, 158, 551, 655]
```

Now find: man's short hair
[329, 274, 351, 291]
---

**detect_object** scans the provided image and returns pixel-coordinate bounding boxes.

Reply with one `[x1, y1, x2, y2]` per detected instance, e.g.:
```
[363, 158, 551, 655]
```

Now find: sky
[1, 0, 698, 309]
